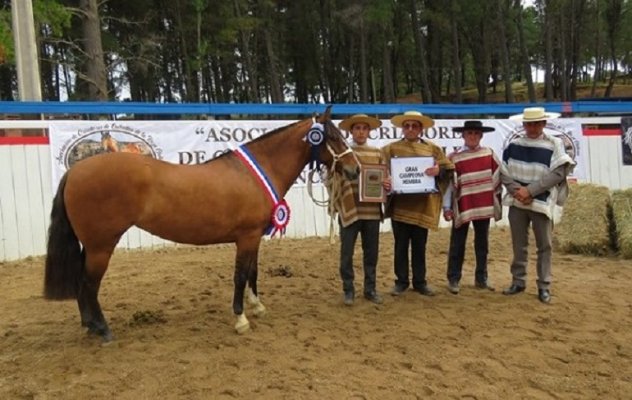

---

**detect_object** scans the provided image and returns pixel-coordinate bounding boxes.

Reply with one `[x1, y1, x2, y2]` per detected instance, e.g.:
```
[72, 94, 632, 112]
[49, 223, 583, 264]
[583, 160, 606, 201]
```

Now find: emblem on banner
[57, 124, 160, 169]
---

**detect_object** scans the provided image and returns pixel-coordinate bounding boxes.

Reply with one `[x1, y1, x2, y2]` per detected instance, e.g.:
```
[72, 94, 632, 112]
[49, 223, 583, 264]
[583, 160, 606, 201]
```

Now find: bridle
[307, 119, 360, 243]
[322, 119, 360, 169]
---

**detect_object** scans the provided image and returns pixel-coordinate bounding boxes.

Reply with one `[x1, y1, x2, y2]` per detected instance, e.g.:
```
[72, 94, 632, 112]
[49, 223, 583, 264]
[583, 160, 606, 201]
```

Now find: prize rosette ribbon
[270, 199, 290, 237]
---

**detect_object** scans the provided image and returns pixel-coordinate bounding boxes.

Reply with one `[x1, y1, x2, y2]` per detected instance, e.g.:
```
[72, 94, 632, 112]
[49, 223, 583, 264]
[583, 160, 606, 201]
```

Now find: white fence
[1, 117, 630, 261]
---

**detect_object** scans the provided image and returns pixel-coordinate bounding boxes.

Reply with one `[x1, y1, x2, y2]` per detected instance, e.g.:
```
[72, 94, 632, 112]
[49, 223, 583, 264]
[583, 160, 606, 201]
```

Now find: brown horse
[44, 109, 358, 341]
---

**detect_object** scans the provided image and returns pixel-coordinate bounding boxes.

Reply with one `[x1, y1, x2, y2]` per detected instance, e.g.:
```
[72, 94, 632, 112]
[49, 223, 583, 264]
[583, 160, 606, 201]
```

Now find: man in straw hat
[443, 121, 502, 295]
[501, 107, 574, 304]
[334, 114, 390, 306]
[382, 111, 454, 297]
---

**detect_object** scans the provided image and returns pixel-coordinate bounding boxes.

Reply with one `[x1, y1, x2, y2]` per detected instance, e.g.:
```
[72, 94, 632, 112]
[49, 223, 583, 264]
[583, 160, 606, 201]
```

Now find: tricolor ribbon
[234, 145, 290, 237]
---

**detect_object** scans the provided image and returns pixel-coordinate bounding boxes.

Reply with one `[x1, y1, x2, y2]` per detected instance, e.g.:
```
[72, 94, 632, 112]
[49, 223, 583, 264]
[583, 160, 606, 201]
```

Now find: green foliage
[0, 9, 14, 63]
[5, 0, 632, 102]
[33, 0, 71, 35]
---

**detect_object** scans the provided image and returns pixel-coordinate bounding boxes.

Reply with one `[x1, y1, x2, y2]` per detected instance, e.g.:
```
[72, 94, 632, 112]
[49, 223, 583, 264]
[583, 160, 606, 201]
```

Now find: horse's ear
[323, 105, 332, 121]
[316, 106, 332, 124]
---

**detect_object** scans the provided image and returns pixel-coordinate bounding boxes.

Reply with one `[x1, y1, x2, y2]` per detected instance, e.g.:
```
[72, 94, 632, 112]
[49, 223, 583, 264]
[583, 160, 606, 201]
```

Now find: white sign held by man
[390, 156, 437, 194]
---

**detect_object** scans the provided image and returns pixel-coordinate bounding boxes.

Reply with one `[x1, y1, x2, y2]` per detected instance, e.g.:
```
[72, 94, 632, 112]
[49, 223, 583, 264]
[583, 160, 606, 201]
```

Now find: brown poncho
[382, 139, 455, 230]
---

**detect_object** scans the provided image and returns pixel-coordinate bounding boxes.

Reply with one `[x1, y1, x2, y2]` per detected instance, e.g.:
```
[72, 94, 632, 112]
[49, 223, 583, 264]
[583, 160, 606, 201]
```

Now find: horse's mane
[202, 119, 306, 164]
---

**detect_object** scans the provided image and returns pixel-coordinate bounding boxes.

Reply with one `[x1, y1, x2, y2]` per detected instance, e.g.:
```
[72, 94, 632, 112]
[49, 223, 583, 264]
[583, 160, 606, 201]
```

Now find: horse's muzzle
[343, 165, 360, 181]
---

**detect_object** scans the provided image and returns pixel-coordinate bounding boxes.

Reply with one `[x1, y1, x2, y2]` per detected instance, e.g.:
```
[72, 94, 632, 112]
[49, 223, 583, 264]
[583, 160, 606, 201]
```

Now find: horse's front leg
[233, 235, 261, 334]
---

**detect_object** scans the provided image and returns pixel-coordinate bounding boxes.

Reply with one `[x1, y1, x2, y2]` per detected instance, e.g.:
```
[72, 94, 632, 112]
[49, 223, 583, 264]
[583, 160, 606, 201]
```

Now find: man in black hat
[443, 120, 502, 295]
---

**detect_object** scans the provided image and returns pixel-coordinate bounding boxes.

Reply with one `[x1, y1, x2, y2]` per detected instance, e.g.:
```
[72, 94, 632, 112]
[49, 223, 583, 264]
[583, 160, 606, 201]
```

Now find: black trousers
[391, 220, 428, 289]
[446, 219, 490, 284]
[339, 219, 380, 295]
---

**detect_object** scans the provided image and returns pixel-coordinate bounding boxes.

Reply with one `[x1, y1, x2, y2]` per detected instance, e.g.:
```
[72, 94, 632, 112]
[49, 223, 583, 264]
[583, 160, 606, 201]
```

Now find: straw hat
[338, 114, 382, 131]
[390, 111, 434, 129]
[509, 107, 560, 122]
[452, 120, 495, 133]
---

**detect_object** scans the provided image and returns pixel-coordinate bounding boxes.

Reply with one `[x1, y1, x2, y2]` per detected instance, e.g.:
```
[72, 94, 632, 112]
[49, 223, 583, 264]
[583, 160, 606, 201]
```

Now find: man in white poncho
[500, 107, 575, 304]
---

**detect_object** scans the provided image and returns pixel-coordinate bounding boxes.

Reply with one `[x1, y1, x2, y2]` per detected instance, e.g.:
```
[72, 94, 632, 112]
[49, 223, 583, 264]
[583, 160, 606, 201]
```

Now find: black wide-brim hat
[452, 120, 495, 133]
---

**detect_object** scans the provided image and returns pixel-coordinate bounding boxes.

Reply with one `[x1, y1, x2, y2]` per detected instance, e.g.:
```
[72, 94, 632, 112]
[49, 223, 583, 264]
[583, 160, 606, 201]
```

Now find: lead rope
[306, 121, 359, 244]
[307, 165, 344, 244]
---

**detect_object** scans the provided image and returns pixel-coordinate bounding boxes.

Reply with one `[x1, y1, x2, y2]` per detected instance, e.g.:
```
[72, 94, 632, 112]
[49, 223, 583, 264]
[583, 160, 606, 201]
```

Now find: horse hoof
[86, 323, 113, 342]
[252, 303, 266, 317]
[101, 331, 114, 342]
[235, 320, 250, 334]
[235, 313, 250, 334]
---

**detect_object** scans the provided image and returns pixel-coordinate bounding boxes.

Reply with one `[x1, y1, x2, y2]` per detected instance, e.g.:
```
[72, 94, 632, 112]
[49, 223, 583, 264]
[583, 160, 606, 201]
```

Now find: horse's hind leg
[246, 253, 266, 317]
[232, 235, 261, 334]
[78, 248, 114, 342]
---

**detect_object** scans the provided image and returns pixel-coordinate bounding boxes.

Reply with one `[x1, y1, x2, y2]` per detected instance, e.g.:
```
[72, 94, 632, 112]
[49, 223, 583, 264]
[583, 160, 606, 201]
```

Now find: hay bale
[556, 183, 611, 256]
[611, 189, 632, 259]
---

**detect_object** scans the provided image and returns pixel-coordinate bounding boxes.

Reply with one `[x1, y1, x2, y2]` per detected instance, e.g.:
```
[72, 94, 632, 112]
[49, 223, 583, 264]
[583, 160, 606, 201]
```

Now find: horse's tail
[44, 173, 83, 300]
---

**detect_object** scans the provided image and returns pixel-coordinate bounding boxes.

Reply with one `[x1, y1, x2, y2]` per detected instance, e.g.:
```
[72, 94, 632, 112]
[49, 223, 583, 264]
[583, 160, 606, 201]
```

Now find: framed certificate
[390, 156, 437, 194]
[359, 164, 387, 203]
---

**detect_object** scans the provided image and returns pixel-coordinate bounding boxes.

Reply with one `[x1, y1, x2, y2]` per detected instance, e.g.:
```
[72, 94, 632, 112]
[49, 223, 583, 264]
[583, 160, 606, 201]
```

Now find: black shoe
[447, 281, 460, 295]
[538, 289, 551, 304]
[475, 280, 496, 291]
[502, 284, 525, 295]
[343, 292, 354, 306]
[414, 284, 436, 297]
[390, 284, 407, 296]
[364, 291, 384, 304]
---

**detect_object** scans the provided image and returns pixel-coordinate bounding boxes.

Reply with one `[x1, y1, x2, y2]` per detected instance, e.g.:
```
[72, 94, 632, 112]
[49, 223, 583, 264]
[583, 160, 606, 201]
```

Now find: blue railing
[1, 100, 631, 116]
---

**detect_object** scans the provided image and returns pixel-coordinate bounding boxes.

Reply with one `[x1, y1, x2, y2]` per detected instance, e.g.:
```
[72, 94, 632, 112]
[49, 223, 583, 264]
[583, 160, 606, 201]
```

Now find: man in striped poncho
[501, 107, 575, 304]
[334, 114, 390, 306]
[443, 121, 502, 295]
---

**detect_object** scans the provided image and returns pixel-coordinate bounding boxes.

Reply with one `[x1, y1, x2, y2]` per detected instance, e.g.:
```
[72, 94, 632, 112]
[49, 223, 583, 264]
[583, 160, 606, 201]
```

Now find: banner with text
[48, 118, 586, 191]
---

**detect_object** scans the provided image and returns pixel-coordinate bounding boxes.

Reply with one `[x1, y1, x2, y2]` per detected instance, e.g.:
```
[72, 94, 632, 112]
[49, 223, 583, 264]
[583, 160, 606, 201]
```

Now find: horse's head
[314, 107, 360, 180]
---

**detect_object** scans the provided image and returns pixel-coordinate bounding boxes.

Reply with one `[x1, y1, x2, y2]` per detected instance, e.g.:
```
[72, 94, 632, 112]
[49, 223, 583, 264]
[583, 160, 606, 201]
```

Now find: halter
[306, 118, 360, 243]
[307, 117, 360, 171]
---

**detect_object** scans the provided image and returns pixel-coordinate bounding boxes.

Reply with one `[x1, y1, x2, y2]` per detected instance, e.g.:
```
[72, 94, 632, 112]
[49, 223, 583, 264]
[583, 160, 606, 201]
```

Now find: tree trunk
[558, 9, 568, 101]
[543, 0, 554, 101]
[426, 0, 442, 101]
[234, 0, 259, 102]
[514, 0, 536, 102]
[450, 0, 462, 103]
[359, 15, 369, 103]
[260, 3, 283, 102]
[382, 25, 395, 103]
[173, 0, 196, 102]
[604, 0, 624, 98]
[347, 34, 356, 102]
[410, 0, 432, 103]
[590, 1, 602, 98]
[79, 0, 108, 100]
[497, 0, 514, 103]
